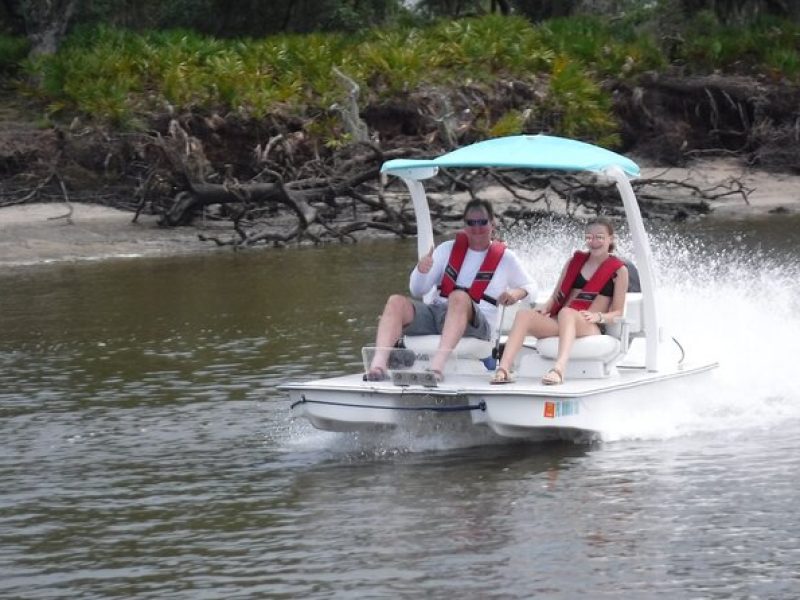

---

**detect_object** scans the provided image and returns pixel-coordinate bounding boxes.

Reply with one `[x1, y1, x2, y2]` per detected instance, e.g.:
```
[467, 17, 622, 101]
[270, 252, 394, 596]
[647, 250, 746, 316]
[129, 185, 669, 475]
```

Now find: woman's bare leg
[496, 308, 559, 375]
[551, 307, 600, 374]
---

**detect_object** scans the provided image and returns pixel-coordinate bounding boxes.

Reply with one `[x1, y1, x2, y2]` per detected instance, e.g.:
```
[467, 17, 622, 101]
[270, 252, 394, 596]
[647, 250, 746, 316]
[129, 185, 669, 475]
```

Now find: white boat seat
[402, 335, 493, 359]
[402, 297, 534, 360]
[512, 293, 644, 379]
[530, 292, 643, 363]
[535, 334, 620, 361]
[606, 292, 643, 338]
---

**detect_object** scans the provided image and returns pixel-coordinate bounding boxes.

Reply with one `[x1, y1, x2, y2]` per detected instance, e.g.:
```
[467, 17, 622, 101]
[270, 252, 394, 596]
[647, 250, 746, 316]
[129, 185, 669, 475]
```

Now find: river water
[1, 216, 800, 598]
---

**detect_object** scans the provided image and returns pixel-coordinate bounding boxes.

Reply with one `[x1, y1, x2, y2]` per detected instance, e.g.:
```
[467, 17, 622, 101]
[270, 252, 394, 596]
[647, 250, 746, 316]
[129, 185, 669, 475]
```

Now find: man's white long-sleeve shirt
[409, 239, 537, 326]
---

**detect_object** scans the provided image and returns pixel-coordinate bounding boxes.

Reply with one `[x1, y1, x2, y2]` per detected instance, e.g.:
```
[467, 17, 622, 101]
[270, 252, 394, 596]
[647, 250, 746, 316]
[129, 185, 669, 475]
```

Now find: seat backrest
[623, 258, 641, 293]
[605, 292, 643, 339]
[623, 292, 643, 333]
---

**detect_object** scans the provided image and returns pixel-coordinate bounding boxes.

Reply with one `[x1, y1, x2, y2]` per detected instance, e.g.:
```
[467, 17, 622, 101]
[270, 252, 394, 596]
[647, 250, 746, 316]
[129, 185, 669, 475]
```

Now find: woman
[491, 217, 629, 385]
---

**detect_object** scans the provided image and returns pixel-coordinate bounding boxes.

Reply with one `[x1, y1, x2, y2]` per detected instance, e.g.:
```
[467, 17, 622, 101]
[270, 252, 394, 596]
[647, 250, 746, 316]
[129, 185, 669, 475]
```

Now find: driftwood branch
[151, 141, 426, 247]
[331, 67, 370, 143]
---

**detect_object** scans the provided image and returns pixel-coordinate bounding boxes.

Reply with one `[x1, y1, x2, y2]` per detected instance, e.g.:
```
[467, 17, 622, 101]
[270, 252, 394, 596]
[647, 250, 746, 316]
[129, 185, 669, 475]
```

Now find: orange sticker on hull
[543, 399, 580, 418]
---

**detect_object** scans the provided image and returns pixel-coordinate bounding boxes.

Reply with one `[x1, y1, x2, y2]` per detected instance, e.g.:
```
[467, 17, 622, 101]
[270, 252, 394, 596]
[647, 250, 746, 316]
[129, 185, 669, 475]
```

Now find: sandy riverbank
[1, 160, 798, 267]
[639, 159, 800, 217]
[0, 203, 215, 267]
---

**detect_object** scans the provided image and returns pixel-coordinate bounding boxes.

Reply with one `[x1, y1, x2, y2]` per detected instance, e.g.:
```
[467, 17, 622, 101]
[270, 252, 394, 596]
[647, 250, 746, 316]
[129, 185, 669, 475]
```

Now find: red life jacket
[438, 232, 506, 305]
[550, 251, 624, 316]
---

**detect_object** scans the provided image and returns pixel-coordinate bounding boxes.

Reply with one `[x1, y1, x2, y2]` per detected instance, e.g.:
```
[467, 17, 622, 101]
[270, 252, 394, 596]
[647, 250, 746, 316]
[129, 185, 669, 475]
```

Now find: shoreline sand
[1, 161, 798, 268]
[0, 203, 214, 267]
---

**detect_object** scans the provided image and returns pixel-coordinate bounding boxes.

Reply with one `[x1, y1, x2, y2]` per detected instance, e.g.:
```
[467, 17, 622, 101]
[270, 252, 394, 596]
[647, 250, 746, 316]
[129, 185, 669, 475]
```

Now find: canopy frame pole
[606, 166, 661, 371]
[401, 177, 434, 259]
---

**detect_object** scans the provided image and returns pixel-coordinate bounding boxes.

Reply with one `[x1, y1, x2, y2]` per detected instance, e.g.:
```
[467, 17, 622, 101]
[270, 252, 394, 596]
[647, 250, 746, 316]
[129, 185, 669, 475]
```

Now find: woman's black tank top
[573, 272, 615, 297]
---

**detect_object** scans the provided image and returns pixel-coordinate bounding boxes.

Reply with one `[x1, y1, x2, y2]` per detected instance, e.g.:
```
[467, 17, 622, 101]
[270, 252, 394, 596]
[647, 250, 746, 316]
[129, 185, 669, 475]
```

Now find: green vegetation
[676, 12, 800, 78]
[10, 12, 800, 142]
[539, 16, 666, 77]
[0, 34, 29, 75]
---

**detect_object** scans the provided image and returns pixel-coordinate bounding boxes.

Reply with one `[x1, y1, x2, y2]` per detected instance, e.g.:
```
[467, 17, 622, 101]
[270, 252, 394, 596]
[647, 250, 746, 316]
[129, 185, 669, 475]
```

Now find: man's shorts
[404, 299, 492, 340]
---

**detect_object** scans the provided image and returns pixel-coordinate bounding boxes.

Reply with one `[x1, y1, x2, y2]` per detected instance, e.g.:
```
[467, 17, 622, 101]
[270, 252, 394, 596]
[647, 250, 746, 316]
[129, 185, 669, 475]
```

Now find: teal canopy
[381, 134, 640, 178]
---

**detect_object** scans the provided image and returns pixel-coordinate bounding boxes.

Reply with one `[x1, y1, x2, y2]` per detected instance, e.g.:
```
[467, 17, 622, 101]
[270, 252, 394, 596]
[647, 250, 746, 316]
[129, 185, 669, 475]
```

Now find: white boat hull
[282, 361, 717, 441]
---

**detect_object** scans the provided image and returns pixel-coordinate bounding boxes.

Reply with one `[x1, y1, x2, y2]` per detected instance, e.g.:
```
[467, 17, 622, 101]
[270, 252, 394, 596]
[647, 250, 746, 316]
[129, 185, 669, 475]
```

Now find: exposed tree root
[0, 72, 790, 247]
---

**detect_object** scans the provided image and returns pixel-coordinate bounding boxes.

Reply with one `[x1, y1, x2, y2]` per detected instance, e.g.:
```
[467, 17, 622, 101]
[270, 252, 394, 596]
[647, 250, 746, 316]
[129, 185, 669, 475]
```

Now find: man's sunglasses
[466, 218, 489, 226]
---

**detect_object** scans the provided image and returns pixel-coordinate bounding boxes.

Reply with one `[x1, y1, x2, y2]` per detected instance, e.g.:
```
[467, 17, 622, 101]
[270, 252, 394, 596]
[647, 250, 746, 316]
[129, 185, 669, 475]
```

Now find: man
[365, 198, 536, 382]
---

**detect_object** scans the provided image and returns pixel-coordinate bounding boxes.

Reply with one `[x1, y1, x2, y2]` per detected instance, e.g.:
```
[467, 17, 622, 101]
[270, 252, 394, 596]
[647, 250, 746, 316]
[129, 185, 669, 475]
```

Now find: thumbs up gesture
[417, 245, 434, 274]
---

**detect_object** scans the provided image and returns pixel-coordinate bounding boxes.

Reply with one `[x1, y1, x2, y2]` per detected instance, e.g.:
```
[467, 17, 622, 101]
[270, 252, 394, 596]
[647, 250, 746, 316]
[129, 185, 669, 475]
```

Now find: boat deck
[281, 360, 718, 399]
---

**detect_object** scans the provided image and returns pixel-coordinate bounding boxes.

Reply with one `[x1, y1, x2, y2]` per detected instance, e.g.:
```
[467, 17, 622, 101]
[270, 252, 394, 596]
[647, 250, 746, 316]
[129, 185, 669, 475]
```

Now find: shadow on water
[275, 429, 591, 515]
[282, 434, 589, 471]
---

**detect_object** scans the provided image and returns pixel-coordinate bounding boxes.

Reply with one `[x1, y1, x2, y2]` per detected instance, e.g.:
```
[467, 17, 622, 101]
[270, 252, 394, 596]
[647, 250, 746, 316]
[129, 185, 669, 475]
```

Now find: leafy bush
[544, 56, 620, 148]
[676, 13, 800, 79]
[0, 35, 30, 75]
[21, 11, 800, 140]
[540, 15, 665, 77]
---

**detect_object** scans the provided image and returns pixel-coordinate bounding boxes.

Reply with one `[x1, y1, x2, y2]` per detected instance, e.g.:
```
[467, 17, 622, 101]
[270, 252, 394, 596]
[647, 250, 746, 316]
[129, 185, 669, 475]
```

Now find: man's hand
[497, 289, 523, 306]
[417, 245, 435, 274]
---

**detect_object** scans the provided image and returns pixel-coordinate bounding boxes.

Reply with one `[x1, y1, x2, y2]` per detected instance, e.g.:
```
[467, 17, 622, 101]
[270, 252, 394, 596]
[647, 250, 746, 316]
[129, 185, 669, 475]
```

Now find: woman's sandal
[541, 367, 564, 386]
[490, 366, 515, 385]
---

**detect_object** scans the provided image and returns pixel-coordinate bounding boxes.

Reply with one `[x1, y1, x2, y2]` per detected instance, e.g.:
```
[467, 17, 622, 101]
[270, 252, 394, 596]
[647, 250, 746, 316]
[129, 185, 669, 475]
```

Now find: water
[1, 218, 799, 598]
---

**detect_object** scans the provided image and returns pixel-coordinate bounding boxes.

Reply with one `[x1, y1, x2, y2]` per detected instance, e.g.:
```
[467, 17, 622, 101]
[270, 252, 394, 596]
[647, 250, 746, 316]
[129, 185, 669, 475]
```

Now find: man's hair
[462, 198, 494, 220]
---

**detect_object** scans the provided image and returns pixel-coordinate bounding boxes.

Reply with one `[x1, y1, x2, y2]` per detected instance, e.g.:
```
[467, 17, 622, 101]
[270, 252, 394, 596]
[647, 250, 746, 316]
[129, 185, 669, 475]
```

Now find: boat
[280, 135, 718, 441]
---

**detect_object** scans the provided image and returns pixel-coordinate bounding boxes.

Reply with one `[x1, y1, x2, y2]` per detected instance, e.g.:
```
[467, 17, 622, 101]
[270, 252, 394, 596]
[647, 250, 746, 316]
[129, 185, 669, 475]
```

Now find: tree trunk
[491, 0, 512, 14]
[20, 0, 79, 57]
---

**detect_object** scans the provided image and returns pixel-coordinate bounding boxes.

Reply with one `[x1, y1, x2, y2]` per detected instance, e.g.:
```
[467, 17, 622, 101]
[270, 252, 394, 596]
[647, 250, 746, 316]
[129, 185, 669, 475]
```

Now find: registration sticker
[543, 400, 579, 418]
